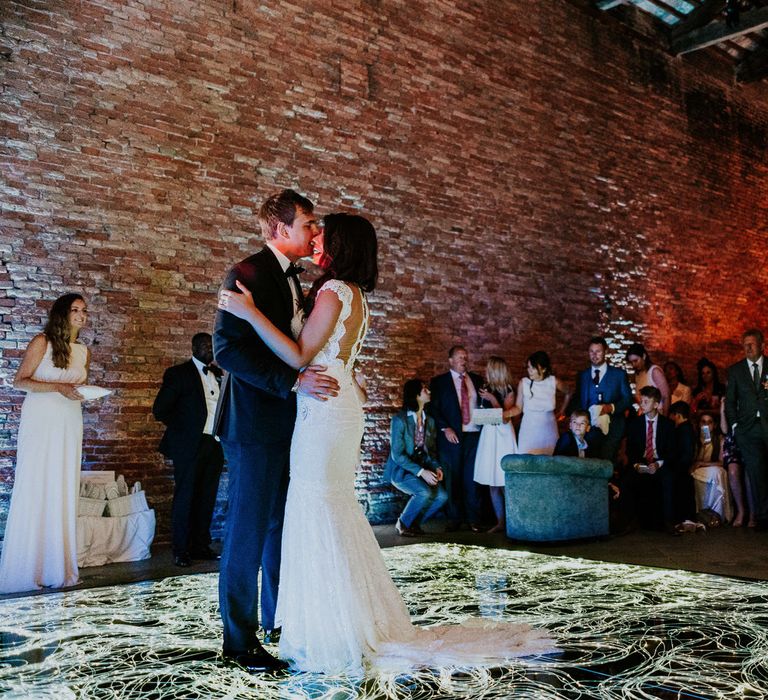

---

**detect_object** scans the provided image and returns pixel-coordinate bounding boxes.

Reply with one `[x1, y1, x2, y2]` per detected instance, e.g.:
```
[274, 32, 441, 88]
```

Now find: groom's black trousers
[219, 439, 290, 653]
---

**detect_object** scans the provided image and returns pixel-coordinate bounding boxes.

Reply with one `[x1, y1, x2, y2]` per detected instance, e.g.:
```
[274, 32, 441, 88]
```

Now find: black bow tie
[285, 263, 305, 277]
[202, 365, 222, 378]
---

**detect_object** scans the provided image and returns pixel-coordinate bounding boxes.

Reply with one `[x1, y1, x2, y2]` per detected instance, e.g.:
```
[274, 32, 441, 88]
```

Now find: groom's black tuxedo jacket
[725, 356, 768, 435]
[213, 246, 299, 444]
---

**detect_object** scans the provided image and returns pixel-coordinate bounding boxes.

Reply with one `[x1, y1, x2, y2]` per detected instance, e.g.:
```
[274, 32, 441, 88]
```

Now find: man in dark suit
[668, 400, 697, 524]
[574, 336, 633, 463]
[429, 345, 484, 532]
[153, 332, 224, 568]
[213, 189, 338, 673]
[625, 386, 677, 531]
[725, 328, 768, 529]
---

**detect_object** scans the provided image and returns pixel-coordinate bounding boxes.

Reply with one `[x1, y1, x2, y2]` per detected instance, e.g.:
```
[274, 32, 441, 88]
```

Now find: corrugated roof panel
[656, 0, 697, 16]
[630, 0, 681, 24]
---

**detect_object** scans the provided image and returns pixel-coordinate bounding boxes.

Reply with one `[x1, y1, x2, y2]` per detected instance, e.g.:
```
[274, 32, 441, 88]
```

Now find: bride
[218, 213, 552, 674]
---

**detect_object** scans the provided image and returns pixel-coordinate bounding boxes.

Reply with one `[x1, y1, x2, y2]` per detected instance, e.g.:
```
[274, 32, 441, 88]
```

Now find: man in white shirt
[153, 332, 224, 567]
[725, 328, 768, 530]
[429, 345, 484, 532]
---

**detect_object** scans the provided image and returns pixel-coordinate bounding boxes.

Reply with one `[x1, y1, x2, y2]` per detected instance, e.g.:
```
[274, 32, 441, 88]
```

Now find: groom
[213, 189, 339, 673]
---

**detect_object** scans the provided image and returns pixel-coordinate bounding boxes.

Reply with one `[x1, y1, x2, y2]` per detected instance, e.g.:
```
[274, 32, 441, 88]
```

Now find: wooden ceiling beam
[668, 0, 725, 39]
[736, 42, 768, 81]
[671, 5, 768, 54]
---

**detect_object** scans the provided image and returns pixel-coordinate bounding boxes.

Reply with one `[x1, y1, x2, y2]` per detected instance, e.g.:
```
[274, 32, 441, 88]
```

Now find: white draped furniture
[77, 472, 155, 567]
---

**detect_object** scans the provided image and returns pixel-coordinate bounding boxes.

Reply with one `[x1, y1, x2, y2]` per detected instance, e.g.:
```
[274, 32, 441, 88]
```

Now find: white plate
[77, 385, 113, 401]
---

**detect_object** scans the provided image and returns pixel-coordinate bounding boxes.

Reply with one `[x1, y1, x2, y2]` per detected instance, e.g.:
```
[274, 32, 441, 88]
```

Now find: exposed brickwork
[1, 0, 767, 541]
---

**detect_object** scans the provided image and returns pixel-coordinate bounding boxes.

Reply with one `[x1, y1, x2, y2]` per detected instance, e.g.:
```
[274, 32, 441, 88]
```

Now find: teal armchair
[501, 454, 613, 541]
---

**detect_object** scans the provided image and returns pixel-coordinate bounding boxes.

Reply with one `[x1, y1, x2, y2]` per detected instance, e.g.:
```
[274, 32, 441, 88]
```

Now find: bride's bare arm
[219, 280, 341, 369]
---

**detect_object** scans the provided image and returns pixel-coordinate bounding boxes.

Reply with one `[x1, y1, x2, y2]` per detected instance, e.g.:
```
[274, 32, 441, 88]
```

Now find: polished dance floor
[1, 543, 767, 699]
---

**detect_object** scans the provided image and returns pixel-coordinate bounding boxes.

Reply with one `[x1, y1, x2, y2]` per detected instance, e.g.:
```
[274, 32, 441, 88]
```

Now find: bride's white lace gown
[277, 280, 552, 674]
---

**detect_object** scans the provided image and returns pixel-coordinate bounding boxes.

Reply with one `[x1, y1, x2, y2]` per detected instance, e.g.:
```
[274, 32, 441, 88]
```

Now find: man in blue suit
[213, 190, 338, 673]
[574, 336, 633, 463]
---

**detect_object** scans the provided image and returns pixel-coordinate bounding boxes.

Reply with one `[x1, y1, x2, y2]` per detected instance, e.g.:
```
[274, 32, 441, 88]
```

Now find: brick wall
[1, 0, 767, 543]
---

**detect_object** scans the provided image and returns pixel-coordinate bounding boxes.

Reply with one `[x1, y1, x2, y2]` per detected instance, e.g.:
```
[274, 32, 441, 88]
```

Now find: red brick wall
[2, 0, 767, 542]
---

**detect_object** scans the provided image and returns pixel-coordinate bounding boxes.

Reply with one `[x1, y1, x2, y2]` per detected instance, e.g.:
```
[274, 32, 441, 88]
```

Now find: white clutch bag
[472, 408, 503, 425]
[76, 385, 113, 401]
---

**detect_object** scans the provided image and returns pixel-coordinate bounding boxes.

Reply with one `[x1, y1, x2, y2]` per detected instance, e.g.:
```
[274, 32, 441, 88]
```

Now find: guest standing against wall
[664, 361, 692, 407]
[429, 345, 483, 532]
[473, 356, 518, 533]
[626, 343, 670, 415]
[725, 329, 768, 530]
[574, 336, 633, 464]
[153, 332, 225, 567]
[0, 294, 90, 593]
[692, 358, 726, 417]
[514, 351, 571, 456]
[625, 386, 677, 532]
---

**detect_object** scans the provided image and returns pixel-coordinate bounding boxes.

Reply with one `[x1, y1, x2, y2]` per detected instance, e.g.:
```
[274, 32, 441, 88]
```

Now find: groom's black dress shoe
[222, 648, 289, 674]
[263, 627, 281, 645]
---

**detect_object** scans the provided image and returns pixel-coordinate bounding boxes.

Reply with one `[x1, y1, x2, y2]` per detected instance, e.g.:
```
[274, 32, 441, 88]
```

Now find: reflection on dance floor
[1, 543, 766, 699]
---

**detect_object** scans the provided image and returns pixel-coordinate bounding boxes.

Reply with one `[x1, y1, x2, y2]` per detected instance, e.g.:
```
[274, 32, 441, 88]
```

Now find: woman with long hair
[384, 379, 447, 536]
[0, 293, 90, 593]
[692, 358, 725, 415]
[664, 361, 692, 406]
[690, 410, 733, 523]
[626, 343, 670, 415]
[513, 351, 571, 455]
[473, 356, 517, 533]
[219, 213, 551, 673]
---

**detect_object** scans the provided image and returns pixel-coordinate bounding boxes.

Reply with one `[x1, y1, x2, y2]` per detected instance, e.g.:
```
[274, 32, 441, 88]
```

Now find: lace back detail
[349, 293, 369, 367]
[314, 279, 369, 370]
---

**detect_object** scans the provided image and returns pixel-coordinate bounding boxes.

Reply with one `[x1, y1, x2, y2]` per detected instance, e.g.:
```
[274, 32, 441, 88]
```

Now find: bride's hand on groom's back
[218, 280, 255, 322]
[297, 365, 340, 401]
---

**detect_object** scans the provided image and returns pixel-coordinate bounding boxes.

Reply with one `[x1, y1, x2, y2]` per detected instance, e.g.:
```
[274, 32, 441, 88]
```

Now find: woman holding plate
[0, 293, 91, 593]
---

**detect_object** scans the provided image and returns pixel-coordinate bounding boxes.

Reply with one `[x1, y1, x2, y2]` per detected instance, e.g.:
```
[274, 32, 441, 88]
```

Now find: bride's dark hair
[44, 293, 84, 369]
[306, 213, 378, 313]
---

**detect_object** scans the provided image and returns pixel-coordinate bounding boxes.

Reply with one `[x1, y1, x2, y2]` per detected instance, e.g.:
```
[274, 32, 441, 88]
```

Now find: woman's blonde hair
[485, 356, 513, 394]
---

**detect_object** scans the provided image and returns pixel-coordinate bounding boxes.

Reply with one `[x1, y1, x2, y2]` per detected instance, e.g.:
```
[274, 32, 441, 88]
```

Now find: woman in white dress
[513, 351, 571, 456]
[0, 293, 90, 593]
[626, 343, 670, 415]
[691, 410, 733, 523]
[219, 214, 551, 674]
[473, 356, 517, 533]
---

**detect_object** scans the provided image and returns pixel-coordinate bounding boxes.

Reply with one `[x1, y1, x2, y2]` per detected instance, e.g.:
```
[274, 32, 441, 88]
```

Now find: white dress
[0, 341, 87, 593]
[474, 391, 518, 487]
[277, 280, 552, 674]
[517, 375, 558, 455]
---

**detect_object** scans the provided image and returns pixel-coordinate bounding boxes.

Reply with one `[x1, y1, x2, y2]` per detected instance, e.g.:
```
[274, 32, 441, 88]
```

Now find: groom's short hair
[259, 189, 314, 240]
